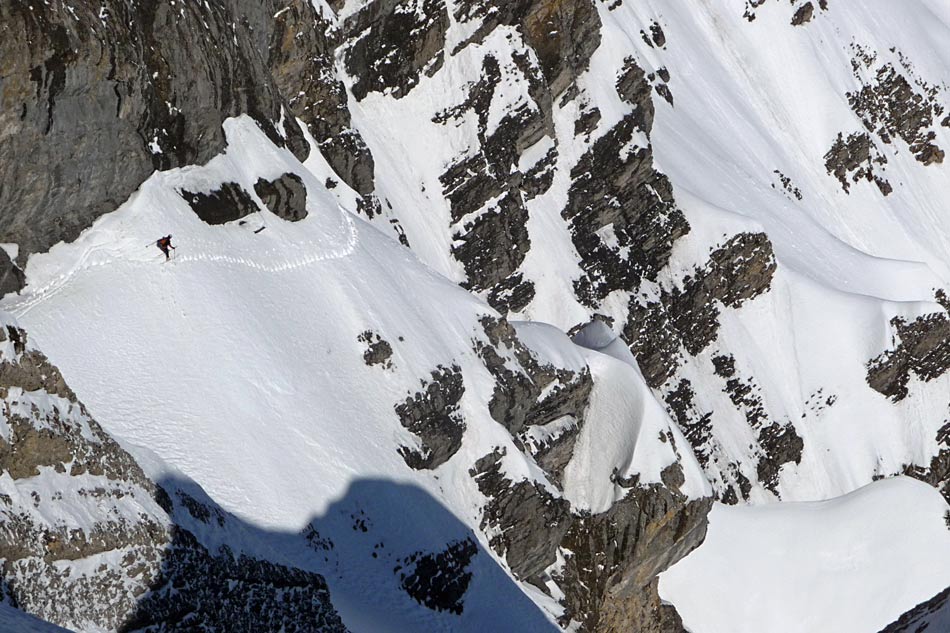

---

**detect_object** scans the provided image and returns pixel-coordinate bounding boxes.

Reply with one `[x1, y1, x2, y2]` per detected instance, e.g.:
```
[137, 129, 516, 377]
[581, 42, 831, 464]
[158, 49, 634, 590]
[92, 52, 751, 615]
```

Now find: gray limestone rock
[395, 365, 466, 469]
[791, 2, 815, 25]
[254, 173, 308, 222]
[358, 330, 394, 369]
[902, 420, 950, 503]
[824, 132, 891, 195]
[181, 182, 260, 226]
[564, 110, 687, 306]
[470, 449, 573, 583]
[558, 478, 711, 631]
[342, 0, 449, 102]
[0, 0, 303, 260]
[0, 250, 26, 297]
[867, 313, 950, 401]
[624, 233, 776, 388]
[848, 62, 946, 166]
[265, 0, 377, 196]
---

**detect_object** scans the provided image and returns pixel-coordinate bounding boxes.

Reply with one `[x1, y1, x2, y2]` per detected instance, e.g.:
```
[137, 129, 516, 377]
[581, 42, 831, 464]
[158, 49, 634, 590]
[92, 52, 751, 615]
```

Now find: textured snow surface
[3, 0, 950, 628]
[0, 118, 559, 631]
[579, 0, 950, 505]
[647, 0, 950, 297]
[0, 115, 705, 631]
[660, 477, 950, 633]
[334, 0, 950, 506]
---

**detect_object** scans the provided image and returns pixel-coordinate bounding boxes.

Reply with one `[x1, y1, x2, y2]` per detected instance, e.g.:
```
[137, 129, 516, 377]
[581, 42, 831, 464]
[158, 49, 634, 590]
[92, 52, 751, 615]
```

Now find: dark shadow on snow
[121, 475, 557, 632]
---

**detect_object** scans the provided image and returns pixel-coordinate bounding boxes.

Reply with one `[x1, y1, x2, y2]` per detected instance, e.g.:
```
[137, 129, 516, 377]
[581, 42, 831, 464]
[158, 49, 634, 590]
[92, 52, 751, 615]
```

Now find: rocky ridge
[4, 0, 950, 630]
[0, 315, 347, 632]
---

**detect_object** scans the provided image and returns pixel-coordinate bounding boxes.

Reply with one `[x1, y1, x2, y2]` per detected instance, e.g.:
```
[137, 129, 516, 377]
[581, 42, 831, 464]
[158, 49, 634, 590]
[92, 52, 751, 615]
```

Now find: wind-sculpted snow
[660, 477, 950, 633]
[4, 0, 950, 629]
[1, 112, 713, 631]
[339, 0, 950, 510]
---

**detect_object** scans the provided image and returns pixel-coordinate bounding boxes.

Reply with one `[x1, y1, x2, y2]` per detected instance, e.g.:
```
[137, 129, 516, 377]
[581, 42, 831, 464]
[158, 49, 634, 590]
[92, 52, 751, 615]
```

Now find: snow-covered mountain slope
[3, 0, 950, 630]
[332, 0, 950, 506]
[659, 477, 950, 633]
[639, 0, 950, 503]
[1, 116, 710, 631]
[0, 311, 347, 632]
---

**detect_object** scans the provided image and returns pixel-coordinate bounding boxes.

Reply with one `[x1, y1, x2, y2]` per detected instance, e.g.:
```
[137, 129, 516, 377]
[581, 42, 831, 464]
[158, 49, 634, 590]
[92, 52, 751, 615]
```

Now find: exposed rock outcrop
[342, 0, 449, 101]
[181, 182, 260, 225]
[790, 2, 814, 26]
[475, 316, 593, 484]
[824, 131, 892, 195]
[624, 233, 776, 389]
[395, 364, 466, 469]
[0, 317, 347, 632]
[358, 330, 394, 369]
[254, 172, 308, 222]
[565, 110, 687, 306]
[0, 0, 308, 264]
[558, 477, 711, 631]
[266, 0, 375, 196]
[0, 251, 25, 298]
[466, 318, 712, 631]
[902, 420, 950, 503]
[867, 313, 950, 401]
[396, 538, 478, 614]
[848, 61, 946, 166]
[471, 449, 574, 583]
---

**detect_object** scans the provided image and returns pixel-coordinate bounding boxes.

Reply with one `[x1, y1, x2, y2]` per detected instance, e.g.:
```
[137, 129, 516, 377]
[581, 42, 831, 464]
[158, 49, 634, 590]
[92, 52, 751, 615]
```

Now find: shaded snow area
[0, 604, 71, 632]
[660, 477, 950, 633]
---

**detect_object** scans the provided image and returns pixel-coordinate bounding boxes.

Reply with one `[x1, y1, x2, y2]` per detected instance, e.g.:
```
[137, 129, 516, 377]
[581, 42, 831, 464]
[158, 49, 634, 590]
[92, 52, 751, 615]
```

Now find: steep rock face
[0, 252, 25, 299]
[867, 313, 950, 402]
[471, 449, 573, 583]
[266, 0, 375, 198]
[467, 317, 711, 632]
[181, 182, 260, 226]
[558, 478, 711, 632]
[624, 233, 776, 389]
[565, 109, 687, 306]
[0, 0, 313, 273]
[903, 420, 950, 503]
[0, 317, 347, 632]
[255, 172, 309, 222]
[342, 0, 449, 102]
[471, 448, 710, 633]
[395, 364, 466, 470]
[848, 57, 946, 166]
[419, 0, 603, 312]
